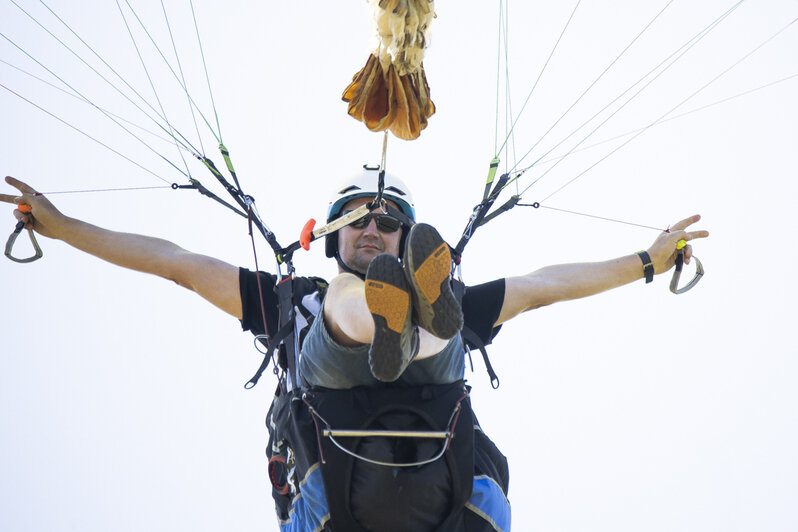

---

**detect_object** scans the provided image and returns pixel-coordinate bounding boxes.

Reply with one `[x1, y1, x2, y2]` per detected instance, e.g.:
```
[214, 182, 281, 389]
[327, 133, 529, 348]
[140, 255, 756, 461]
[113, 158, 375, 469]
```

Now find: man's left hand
[648, 214, 709, 274]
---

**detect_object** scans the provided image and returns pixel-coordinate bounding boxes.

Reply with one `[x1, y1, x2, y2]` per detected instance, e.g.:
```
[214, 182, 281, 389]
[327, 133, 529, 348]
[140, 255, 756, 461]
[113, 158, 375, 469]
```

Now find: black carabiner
[670, 248, 703, 294]
[5, 221, 43, 263]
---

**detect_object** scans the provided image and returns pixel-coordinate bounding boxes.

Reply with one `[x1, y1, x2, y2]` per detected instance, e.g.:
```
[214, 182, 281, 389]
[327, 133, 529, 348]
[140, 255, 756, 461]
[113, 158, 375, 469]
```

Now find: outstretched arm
[495, 215, 709, 325]
[1, 176, 242, 319]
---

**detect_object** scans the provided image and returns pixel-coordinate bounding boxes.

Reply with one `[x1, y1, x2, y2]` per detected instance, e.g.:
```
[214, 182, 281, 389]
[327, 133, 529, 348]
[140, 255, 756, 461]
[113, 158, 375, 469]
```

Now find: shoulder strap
[245, 277, 299, 390]
[451, 280, 500, 389]
[246, 276, 328, 390]
[274, 278, 300, 390]
[460, 327, 500, 389]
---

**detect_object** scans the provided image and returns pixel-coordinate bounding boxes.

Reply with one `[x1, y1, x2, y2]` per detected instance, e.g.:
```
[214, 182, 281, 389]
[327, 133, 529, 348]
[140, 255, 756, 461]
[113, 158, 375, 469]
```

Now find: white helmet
[325, 165, 416, 258]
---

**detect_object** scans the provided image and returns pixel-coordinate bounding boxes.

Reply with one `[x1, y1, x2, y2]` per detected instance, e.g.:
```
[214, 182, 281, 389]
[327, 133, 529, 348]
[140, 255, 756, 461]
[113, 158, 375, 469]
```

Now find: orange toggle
[18, 204, 32, 213]
[300, 219, 316, 251]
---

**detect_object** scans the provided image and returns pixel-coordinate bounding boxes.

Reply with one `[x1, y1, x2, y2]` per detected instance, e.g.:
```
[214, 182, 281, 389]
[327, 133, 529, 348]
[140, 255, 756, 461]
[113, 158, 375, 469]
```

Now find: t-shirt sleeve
[239, 267, 280, 337]
[462, 278, 505, 347]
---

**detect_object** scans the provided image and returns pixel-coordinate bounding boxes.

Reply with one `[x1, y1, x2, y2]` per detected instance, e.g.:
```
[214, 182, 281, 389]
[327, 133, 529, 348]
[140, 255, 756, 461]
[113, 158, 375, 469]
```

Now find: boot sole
[365, 254, 413, 382]
[404, 224, 463, 339]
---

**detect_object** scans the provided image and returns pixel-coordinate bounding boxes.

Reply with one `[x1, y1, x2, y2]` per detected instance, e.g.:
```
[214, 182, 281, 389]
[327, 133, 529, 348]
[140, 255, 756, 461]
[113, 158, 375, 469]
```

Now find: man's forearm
[496, 253, 646, 325]
[57, 216, 190, 281]
[528, 254, 644, 304]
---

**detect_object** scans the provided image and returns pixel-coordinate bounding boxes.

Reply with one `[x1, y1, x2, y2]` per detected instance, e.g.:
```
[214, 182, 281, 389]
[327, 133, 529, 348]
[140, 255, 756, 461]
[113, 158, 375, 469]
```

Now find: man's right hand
[1, 175, 243, 318]
[1, 176, 66, 240]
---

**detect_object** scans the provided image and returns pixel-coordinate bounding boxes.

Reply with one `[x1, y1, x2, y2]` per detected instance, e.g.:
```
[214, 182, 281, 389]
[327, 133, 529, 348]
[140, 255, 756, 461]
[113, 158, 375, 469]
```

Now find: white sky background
[1, 1, 796, 530]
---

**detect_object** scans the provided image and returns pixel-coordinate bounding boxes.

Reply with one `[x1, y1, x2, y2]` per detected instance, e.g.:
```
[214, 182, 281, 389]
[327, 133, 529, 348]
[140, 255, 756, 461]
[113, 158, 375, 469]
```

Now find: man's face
[336, 196, 403, 274]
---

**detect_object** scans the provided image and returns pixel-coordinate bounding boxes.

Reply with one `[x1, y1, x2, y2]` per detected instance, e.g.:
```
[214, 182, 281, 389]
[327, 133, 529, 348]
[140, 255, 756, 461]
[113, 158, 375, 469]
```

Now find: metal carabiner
[669, 248, 703, 294]
[5, 221, 43, 263]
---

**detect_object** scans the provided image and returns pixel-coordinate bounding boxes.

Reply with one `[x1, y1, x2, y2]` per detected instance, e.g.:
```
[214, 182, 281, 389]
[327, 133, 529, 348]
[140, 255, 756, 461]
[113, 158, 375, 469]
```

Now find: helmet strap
[382, 203, 415, 229]
[334, 251, 367, 280]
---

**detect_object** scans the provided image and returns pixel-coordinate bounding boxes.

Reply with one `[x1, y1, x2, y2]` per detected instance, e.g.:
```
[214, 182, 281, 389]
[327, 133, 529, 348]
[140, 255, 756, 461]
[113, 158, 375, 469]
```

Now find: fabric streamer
[342, 0, 436, 140]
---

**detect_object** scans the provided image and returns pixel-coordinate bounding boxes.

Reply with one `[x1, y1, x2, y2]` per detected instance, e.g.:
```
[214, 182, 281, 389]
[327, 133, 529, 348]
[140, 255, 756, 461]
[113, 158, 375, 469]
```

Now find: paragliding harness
[230, 178, 508, 529]
[248, 270, 509, 531]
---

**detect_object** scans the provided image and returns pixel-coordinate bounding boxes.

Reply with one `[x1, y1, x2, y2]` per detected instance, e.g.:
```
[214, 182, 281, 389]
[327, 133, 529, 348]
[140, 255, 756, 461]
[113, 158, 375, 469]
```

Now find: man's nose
[362, 217, 380, 235]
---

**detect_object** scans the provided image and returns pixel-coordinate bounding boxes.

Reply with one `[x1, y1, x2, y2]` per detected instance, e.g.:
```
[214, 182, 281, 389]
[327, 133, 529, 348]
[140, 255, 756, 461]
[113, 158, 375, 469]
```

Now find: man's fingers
[4, 176, 38, 195]
[669, 214, 701, 232]
[670, 229, 708, 246]
[13, 210, 30, 225]
[687, 229, 710, 241]
[0, 193, 18, 205]
[664, 229, 688, 246]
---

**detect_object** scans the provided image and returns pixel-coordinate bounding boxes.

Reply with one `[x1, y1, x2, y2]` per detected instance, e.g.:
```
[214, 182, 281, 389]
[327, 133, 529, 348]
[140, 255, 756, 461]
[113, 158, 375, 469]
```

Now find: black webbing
[451, 281, 500, 388]
[453, 173, 511, 260]
[460, 327, 500, 389]
[172, 178, 246, 217]
[199, 155, 283, 255]
[478, 195, 521, 227]
[274, 278, 300, 388]
[382, 203, 415, 228]
[245, 320, 293, 389]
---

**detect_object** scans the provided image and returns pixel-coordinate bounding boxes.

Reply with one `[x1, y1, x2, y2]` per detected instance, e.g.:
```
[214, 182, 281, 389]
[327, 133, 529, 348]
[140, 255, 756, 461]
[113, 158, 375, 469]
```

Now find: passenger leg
[323, 268, 449, 363]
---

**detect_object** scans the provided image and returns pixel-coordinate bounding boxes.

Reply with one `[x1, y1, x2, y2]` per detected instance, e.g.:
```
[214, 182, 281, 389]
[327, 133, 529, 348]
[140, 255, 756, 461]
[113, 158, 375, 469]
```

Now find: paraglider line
[0, 82, 174, 184]
[39, 186, 171, 195]
[522, 203, 666, 232]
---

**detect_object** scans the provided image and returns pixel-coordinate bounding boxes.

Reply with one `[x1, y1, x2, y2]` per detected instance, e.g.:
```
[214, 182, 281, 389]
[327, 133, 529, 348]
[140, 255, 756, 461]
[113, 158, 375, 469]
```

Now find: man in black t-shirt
[2, 170, 707, 387]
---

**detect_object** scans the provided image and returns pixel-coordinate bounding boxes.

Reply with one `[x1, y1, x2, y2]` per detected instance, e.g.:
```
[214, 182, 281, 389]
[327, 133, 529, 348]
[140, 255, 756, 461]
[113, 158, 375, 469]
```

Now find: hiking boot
[365, 254, 419, 382]
[403, 223, 463, 339]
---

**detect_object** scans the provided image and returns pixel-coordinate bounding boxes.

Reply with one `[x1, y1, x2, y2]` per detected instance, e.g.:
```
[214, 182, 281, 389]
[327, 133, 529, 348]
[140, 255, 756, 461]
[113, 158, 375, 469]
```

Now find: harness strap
[276, 277, 301, 389]
[196, 155, 284, 256]
[245, 318, 294, 389]
[244, 279, 297, 389]
[461, 327, 500, 389]
[172, 178, 246, 217]
[382, 202, 415, 228]
[451, 281, 500, 388]
[478, 194, 521, 227]
[453, 172, 510, 261]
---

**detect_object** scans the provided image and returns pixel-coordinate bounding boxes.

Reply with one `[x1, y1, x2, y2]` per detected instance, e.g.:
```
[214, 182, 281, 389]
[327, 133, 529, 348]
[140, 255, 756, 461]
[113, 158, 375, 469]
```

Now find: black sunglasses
[341, 210, 403, 233]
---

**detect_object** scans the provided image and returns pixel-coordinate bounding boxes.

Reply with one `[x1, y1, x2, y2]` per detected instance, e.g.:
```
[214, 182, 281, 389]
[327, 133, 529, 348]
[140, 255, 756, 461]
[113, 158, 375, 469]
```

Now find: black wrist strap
[637, 251, 654, 283]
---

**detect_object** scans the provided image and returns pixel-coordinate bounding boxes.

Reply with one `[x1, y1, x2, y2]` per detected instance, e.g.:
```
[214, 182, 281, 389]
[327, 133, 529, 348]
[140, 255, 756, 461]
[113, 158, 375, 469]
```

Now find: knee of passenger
[326, 273, 365, 302]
